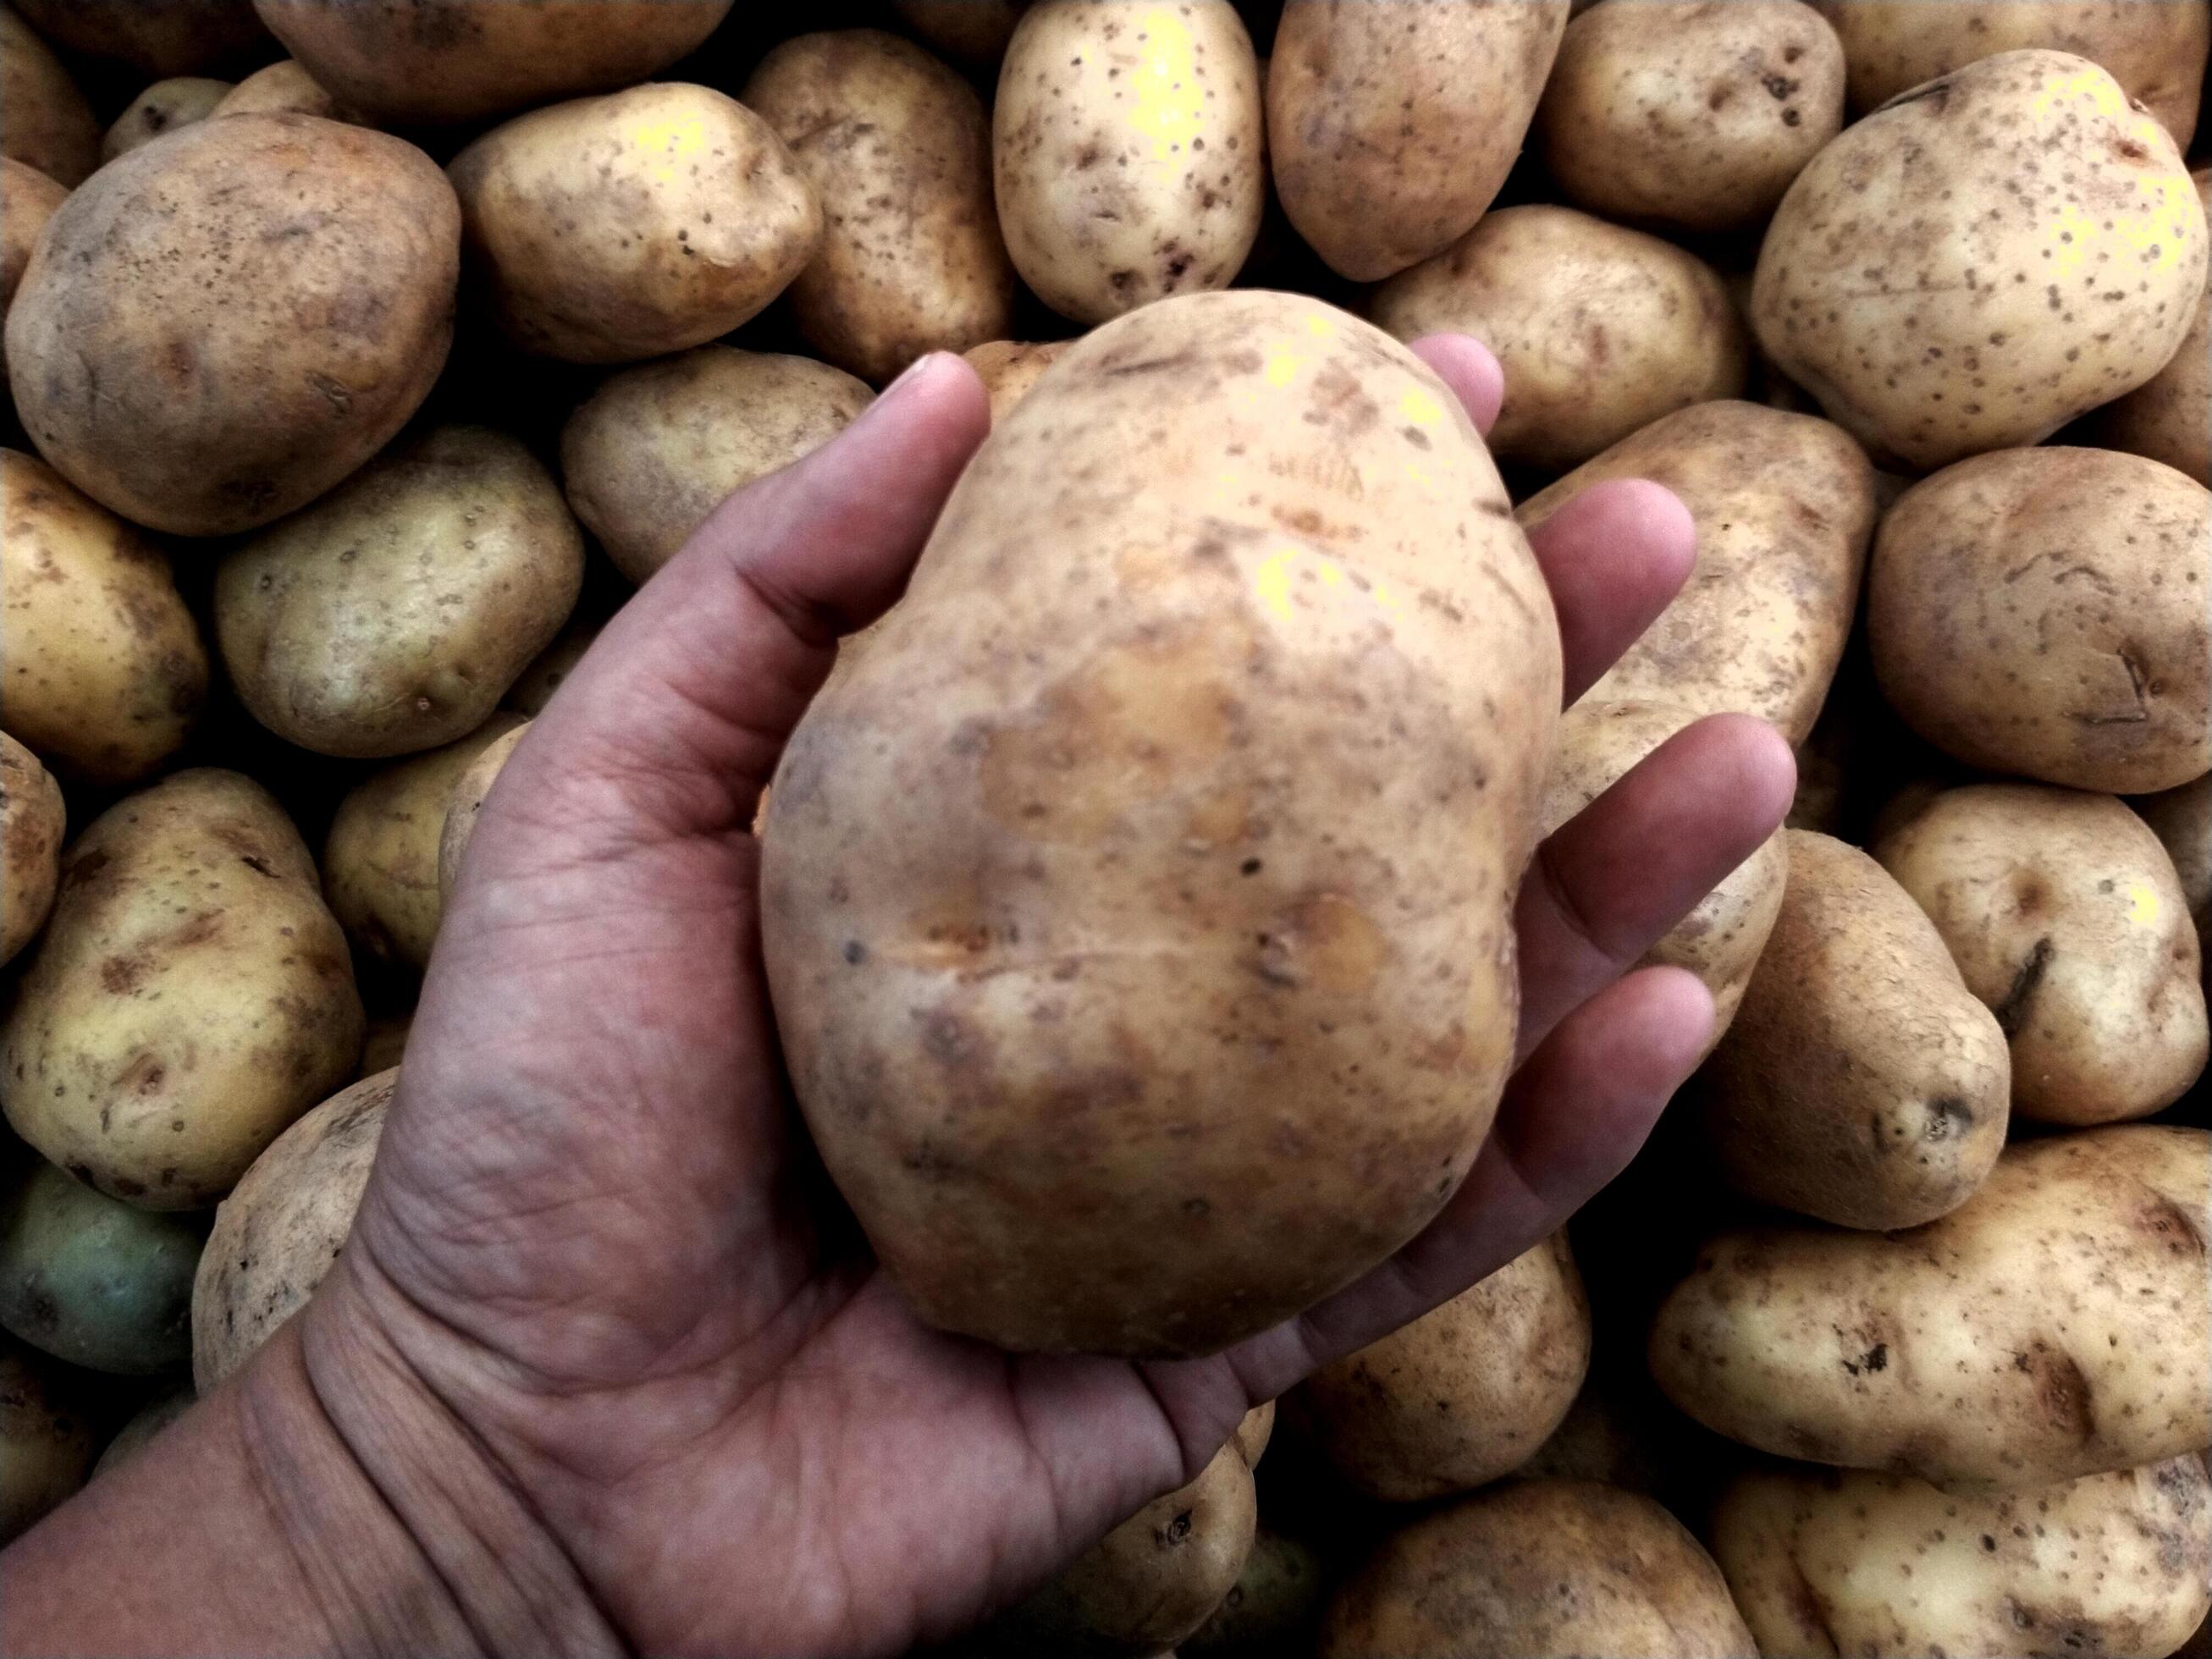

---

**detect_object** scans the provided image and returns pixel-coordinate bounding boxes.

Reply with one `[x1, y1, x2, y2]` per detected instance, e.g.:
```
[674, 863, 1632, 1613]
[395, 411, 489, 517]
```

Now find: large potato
[191, 1068, 388, 1391]
[961, 339, 1072, 423]
[324, 714, 527, 971]
[1537, 0, 1846, 235]
[560, 348, 870, 584]
[0, 6, 99, 187]
[102, 78, 233, 160]
[1183, 1528, 1326, 1659]
[1751, 51, 2209, 471]
[760, 290, 1560, 1356]
[437, 720, 530, 899]
[12, 0, 271, 79]
[0, 735, 62, 967]
[449, 84, 820, 365]
[1716, 1454, 2212, 1659]
[0, 770, 364, 1210]
[1269, 0, 1570, 282]
[995, 1, 1264, 324]
[1877, 783, 2208, 1124]
[1810, 0, 2211, 146]
[1868, 447, 2211, 794]
[891, 0, 1024, 66]
[7, 114, 459, 537]
[215, 427, 582, 759]
[1, 450, 209, 784]
[0, 1330, 94, 1544]
[1294, 1234, 1589, 1502]
[1372, 205, 1747, 476]
[1519, 401, 1876, 745]
[2135, 774, 2212, 936]
[1318, 1480, 1755, 1659]
[1652, 1125, 2212, 1491]
[744, 30, 1016, 384]
[2086, 166, 2212, 482]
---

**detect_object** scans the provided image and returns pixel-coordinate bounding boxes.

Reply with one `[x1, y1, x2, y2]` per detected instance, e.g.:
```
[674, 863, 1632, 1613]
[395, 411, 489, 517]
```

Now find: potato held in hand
[761, 290, 1560, 1357]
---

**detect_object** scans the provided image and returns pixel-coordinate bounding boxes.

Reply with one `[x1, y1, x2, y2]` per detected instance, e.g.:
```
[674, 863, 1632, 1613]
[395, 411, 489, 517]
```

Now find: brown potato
[13, 0, 270, 79]
[90, 1384, 192, 1478]
[7, 114, 460, 537]
[437, 720, 529, 899]
[961, 339, 1072, 423]
[891, 0, 1024, 66]
[744, 30, 1016, 384]
[1230, 1401, 1271, 1469]
[0, 1330, 95, 1543]
[2134, 774, 2212, 935]
[1268, 0, 1570, 281]
[1537, 0, 1846, 235]
[1318, 1480, 1756, 1659]
[0, 6, 99, 186]
[1183, 1529, 1327, 1659]
[212, 58, 353, 122]
[2084, 168, 2212, 484]
[356, 1011, 411, 1080]
[0, 154, 64, 314]
[560, 348, 870, 584]
[1518, 401, 1877, 746]
[0, 733, 62, 966]
[1877, 784, 2207, 1124]
[503, 609, 603, 716]
[102, 77, 233, 159]
[1867, 447, 2211, 794]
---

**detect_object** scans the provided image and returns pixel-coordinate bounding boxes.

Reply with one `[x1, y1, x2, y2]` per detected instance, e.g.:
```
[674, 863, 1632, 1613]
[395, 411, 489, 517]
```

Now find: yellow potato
[2133, 774, 2212, 936]
[437, 720, 529, 899]
[760, 290, 1560, 1356]
[1230, 1401, 1271, 1469]
[102, 77, 232, 159]
[0, 5, 98, 186]
[212, 58, 353, 122]
[560, 348, 869, 584]
[1537, 0, 1846, 235]
[1, 450, 209, 784]
[891, 0, 1023, 65]
[1518, 401, 1877, 745]
[90, 1384, 191, 1479]
[7, 114, 460, 537]
[961, 339, 1072, 423]
[1868, 447, 2212, 794]
[994, 2, 1263, 325]
[449, 84, 821, 365]
[215, 427, 583, 758]
[0, 769, 365, 1210]
[1318, 1480, 1756, 1659]
[1717, 1453, 2212, 1659]
[1652, 1125, 2212, 1491]
[0, 734, 62, 966]
[0, 1329, 94, 1544]
[744, 30, 1015, 384]
[1751, 50, 2209, 471]
[13, 0, 270, 80]
[1878, 784, 2207, 1124]
[1183, 1529, 1325, 1659]
[2085, 168, 2211, 484]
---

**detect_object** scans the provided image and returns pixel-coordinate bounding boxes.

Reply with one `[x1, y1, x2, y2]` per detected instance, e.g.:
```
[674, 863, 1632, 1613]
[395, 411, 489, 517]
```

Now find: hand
[267, 346, 1791, 1656]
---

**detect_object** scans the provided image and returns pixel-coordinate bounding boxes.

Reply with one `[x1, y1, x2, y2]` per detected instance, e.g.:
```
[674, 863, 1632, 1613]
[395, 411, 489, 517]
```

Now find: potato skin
[0, 770, 365, 1211]
[504, 612, 601, 717]
[102, 77, 232, 160]
[961, 339, 1072, 423]
[1231, 1400, 1272, 1469]
[1716, 1454, 2212, 1659]
[216, 427, 582, 759]
[1269, 0, 1570, 282]
[2134, 774, 2212, 935]
[190, 1068, 388, 1391]
[1877, 784, 2207, 1124]
[0, 1330, 95, 1544]
[760, 290, 1559, 1357]
[995, 1, 1264, 324]
[14, 0, 269, 80]
[1702, 830, 2010, 1228]
[2085, 168, 2211, 484]
[1652, 1126, 2212, 1491]
[1317, 1480, 1756, 1659]
[891, 0, 1024, 66]
[0, 154, 64, 310]
[7, 113, 460, 537]
[450, 84, 821, 366]
[437, 720, 528, 899]
[1868, 447, 2212, 794]
[0, 735, 62, 967]
[2, 451, 209, 785]
[0, 6, 100, 187]
[212, 58, 352, 122]
[1519, 402, 1876, 746]
[90, 1384, 192, 1478]
[744, 30, 1016, 384]
[560, 348, 870, 584]
[1537, 0, 1846, 236]
[1183, 1527, 1326, 1659]
[1751, 50, 2209, 472]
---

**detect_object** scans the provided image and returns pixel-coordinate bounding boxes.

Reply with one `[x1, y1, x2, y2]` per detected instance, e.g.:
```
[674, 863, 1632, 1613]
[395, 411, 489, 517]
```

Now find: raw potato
[102, 78, 233, 159]
[91, 1384, 192, 1478]
[0, 155, 65, 313]
[213, 58, 352, 122]
[1372, 205, 1748, 474]
[0, 1331, 94, 1544]
[994, 1, 1265, 324]
[1269, 0, 1570, 282]
[1295, 1233, 1591, 1502]
[1716, 1454, 2212, 1659]
[1537, 0, 1846, 235]
[0, 6, 99, 186]
[190, 1068, 389, 1391]
[2086, 167, 2211, 482]
[357, 1011, 411, 1080]
[560, 348, 870, 584]
[253, 0, 734, 127]
[760, 290, 1561, 1356]
[1543, 701, 1787, 1051]
[1519, 401, 1877, 745]
[0, 735, 63, 967]
[1183, 1529, 1327, 1659]
[961, 339, 1072, 422]
[1751, 51, 2209, 471]
[1867, 447, 2212, 794]
[2, 450, 209, 785]
[0, 1155, 205, 1375]
[505, 612, 602, 716]
[2134, 774, 2212, 934]
[7, 114, 460, 537]
[14, 0, 268, 79]
[1877, 784, 2208, 1124]
[1317, 1480, 1756, 1659]
[449, 84, 821, 365]
[437, 721, 530, 899]
[324, 714, 527, 971]
[744, 30, 1016, 384]
[891, 0, 1024, 66]
[0, 770, 365, 1210]
[1652, 1125, 2212, 1491]
[1230, 1400, 1271, 1469]
[1810, 0, 2211, 146]
[215, 427, 583, 759]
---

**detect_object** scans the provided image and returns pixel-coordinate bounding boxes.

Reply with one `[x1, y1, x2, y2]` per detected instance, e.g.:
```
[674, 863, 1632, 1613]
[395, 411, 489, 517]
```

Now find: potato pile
[1, 3, 2208, 1656]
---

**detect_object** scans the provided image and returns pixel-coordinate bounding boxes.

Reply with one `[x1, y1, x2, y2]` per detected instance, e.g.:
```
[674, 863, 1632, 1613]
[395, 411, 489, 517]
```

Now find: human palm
[298, 344, 1792, 1658]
